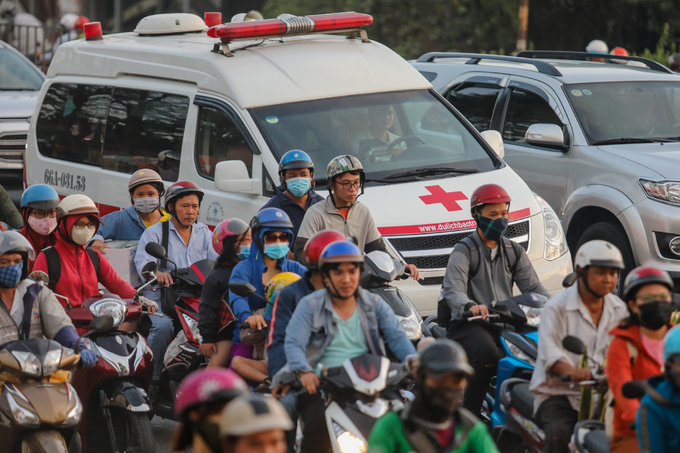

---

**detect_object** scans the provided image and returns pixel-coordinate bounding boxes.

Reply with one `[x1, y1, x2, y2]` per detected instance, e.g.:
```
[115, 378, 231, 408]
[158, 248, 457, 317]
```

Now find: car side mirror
[215, 160, 260, 194]
[562, 335, 586, 355]
[228, 281, 258, 298]
[525, 123, 566, 149]
[480, 130, 504, 158]
[145, 242, 167, 260]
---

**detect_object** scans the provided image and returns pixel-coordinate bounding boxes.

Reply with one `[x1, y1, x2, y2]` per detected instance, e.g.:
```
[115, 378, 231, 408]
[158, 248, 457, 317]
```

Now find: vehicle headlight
[399, 316, 422, 341]
[42, 349, 62, 375]
[0, 385, 40, 427]
[337, 431, 367, 453]
[502, 338, 535, 366]
[89, 298, 126, 327]
[11, 351, 42, 377]
[535, 193, 568, 261]
[183, 313, 203, 343]
[62, 383, 82, 426]
[519, 304, 542, 327]
[640, 179, 680, 204]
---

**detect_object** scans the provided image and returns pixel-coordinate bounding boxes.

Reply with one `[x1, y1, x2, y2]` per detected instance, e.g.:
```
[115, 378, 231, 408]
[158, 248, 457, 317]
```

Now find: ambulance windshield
[250, 90, 499, 185]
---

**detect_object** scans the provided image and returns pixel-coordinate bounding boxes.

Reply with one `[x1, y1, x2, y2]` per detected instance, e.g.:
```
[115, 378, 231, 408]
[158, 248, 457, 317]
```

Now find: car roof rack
[416, 52, 562, 76]
[516, 51, 673, 74]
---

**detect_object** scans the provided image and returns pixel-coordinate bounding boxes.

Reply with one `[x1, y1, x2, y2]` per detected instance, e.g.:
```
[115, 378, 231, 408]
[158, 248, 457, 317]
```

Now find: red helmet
[610, 47, 629, 57]
[470, 184, 511, 214]
[164, 180, 204, 209]
[174, 368, 248, 418]
[303, 230, 346, 270]
[74, 16, 89, 30]
[623, 265, 673, 302]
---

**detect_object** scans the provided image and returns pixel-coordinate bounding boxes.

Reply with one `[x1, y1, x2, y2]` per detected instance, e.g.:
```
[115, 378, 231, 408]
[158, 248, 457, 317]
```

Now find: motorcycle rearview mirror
[562, 272, 578, 288]
[145, 242, 167, 260]
[86, 315, 115, 336]
[622, 380, 648, 399]
[141, 261, 158, 281]
[228, 282, 268, 303]
[562, 336, 586, 355]
[29, 271, 49, 286]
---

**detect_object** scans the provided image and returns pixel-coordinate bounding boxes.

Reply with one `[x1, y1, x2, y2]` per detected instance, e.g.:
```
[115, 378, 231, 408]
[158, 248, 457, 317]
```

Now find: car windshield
[250, 90, 497, 185]
[566, 81, 680, 145]
[0, 49, 44, 91]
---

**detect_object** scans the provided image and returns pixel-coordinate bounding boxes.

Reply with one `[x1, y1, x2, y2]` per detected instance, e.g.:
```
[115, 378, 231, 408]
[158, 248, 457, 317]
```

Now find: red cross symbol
[419, 185, 468, 212]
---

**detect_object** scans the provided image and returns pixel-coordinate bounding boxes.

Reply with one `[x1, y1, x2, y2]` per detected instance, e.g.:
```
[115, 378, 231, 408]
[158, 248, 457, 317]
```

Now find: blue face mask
[264, 242, 290, 260]
[286, 177, 312, 197]
[0, 262, 23, 288]
[237, 244, 251, 260]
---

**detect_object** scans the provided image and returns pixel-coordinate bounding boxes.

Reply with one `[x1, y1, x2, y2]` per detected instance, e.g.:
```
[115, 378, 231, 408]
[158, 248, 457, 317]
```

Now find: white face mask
[134, 196, 160, 214]
[71, 226, 96, 245]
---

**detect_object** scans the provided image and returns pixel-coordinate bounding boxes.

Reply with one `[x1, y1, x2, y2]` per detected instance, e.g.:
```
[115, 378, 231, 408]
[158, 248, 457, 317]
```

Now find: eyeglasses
[636, 293, 672, 303]
[30, 209, 57, 219]
[73, 222, 97, 230]
[264, 232, 290, 243]
[336, 181, 361, 191]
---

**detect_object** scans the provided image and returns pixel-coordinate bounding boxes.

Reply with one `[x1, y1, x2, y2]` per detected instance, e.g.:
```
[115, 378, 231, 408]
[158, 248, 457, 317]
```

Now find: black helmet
[418, 339, 474, 377]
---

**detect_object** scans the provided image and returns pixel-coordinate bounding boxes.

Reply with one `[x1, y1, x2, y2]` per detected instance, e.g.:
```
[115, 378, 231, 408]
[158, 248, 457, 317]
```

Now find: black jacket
[198, 264, 235, 343]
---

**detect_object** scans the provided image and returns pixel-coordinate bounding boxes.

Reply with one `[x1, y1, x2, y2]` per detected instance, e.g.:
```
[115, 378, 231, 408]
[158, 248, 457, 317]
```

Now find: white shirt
[529, 283, 628, 412]
[349, 129, 406, 154]
[8, 280, 33, 328]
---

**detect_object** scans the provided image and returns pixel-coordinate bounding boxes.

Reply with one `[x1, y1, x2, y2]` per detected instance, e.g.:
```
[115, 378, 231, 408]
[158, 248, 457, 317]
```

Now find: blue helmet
[665, 325, 680, 362]
[318, 240, 364, 271]
[250, 208, 294, 252]
[279, 150, 314, 174]
[21, 184, 60, 210]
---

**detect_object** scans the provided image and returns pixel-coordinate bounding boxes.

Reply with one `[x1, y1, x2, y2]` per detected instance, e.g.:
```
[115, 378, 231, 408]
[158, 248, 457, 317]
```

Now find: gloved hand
[79, 349, 98, 368]
[138, 296, 158, 314]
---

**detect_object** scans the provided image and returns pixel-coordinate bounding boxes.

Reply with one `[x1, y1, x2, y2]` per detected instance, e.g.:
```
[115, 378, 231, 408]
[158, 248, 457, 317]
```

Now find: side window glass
[195, 106, 254, 178]
[447, 83, 501, 132]
[102, 88, 189, 181]
[502, 88, 562, 142]
[35, 83, 112, 165]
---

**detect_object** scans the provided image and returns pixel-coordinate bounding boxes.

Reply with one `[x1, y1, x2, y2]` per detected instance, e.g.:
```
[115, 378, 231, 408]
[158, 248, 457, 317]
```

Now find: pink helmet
[212, 218, 249, 254]
[174, 368, 248, 418]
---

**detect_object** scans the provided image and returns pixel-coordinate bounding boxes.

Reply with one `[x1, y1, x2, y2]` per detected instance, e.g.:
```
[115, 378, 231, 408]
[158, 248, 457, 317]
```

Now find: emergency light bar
[207, 11, 373, 43]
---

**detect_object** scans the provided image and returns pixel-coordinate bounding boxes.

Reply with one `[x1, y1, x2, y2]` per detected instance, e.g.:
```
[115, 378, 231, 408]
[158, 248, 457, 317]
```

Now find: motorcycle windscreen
[372, 287, 413, 317]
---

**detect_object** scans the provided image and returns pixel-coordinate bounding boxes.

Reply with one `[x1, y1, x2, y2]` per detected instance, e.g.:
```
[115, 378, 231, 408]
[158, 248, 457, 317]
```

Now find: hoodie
[636, 375, 680, 453]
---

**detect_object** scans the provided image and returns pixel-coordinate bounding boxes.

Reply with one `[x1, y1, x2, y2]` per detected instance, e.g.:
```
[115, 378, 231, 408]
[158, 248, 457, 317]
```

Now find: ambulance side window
[35, 83, 112, 165]
[195, 106, 254, 179]
[102, 88, 189, 181]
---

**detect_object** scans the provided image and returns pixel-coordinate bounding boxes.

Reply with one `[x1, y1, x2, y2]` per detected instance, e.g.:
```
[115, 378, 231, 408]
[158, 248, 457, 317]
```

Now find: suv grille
[385, 219, 531, 285]
[0, 132, 27, 164]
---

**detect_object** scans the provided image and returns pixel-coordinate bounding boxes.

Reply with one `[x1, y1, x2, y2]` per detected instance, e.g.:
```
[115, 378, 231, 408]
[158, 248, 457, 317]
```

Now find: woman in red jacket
[18, 184, 60, 271]
[607, 265, 675, 453]
[32, 194, 139, 309]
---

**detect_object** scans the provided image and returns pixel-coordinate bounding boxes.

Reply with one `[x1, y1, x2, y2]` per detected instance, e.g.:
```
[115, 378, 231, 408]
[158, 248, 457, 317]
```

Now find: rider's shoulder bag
[437, 236, 519, 328]
[43, 246, 100, 291]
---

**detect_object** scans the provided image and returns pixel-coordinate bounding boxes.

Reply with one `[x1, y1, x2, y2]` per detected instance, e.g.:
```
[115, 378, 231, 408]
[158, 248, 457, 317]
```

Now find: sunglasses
[264, 232, 290, 243]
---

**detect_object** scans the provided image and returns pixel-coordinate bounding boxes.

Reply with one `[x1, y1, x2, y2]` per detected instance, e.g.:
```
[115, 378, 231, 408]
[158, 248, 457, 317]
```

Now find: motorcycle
[142, 242, 213, 420]
[361, 251, 430, 344]
[425, 292, 546, 426]
[0, 316, 111, 453]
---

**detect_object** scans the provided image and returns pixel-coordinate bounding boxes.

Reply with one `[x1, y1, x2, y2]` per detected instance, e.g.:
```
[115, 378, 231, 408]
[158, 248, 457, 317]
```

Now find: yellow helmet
[265, 272, 301, 302]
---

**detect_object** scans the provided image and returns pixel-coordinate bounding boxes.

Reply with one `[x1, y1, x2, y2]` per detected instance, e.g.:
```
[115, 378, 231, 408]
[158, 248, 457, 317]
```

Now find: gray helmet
[0, 231, 36, 280]
[418, 339, 474, 377]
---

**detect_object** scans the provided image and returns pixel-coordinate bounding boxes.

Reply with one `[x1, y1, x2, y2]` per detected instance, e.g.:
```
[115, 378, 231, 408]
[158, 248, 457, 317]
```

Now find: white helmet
[586, 39, 608, 54]
[60, 13, 79, 30]
[574, 240, 624, 270]
[57, 194, 99, 219]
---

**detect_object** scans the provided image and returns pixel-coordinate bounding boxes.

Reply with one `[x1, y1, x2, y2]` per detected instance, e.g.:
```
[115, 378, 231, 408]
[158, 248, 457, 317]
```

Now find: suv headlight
[640, 179, 680, 204]
[534, 194, 568, 260]
[89, 298, 126, 327]
[519, 304, 542, 327]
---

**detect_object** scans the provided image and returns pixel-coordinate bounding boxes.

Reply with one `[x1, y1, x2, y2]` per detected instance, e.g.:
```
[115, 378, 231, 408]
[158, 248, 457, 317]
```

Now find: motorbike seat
[583, 429, 609, 453]
[509, 382, 535, 419]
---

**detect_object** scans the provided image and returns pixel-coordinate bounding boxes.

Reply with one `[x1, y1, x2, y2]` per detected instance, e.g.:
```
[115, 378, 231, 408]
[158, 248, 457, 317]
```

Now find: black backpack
[42, 246, 100, 292]
[437, 236, 519, 327]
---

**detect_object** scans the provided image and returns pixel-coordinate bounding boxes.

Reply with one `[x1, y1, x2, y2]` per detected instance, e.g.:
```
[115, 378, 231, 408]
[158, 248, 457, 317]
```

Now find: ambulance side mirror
[481, 130, 504, 159]
[214, 160, 260, 194]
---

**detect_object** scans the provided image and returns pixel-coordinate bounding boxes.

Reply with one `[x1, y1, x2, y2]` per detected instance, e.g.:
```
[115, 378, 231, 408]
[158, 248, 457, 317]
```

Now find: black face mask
[412, 385, 463, 423]
[638, 301, 674, 330]
[475, 215, 508, 242]
[190, 420, 222, 453]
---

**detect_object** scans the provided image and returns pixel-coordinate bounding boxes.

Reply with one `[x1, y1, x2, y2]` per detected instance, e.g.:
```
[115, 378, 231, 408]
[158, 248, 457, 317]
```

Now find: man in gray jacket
[440, 184, 549, 416]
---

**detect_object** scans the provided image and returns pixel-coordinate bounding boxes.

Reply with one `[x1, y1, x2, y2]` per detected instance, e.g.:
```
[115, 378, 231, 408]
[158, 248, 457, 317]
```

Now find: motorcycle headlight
[535, 193, 568, 261]
[11, 351, 42, 377]
[519, 304, 542, 327]
[337, 431, 367, 453]
[640, 179, 680, 204]
[0, 385, 40, 427]
[182, 313, 203, 344]
[89, 298, 126, 327]
[399, 316, 422, 341]
[502, 338, 535, 366]
[42, 349, 62, 376]
[62, 383, 82, 426]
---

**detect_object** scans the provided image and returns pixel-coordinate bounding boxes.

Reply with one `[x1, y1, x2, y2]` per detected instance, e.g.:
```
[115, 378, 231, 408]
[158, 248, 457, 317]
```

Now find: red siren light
[204, 12, 222, 27]
[84, 22, 103, 40]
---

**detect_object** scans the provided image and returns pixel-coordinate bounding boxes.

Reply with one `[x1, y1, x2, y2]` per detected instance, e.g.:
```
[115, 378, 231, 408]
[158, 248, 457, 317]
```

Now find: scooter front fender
[325, 401, 368, 453]
[20, 430, 68, 453]
[103, 381, 150, 413]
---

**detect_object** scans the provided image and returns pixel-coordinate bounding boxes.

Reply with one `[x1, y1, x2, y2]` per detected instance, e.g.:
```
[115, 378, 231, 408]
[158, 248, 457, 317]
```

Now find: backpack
[42, 246, 100, 293]
[437, 236, 519, 328]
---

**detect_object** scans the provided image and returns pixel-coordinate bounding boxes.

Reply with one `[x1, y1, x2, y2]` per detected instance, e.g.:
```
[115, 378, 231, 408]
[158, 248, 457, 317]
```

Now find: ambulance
[24, 12, 572, 314]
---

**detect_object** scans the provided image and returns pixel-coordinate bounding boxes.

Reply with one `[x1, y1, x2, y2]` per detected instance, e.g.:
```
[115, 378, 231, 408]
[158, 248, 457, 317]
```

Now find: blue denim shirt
[134, 220, 219, 304]
[92, 206, 146, 243]
[260, 186, 324, 239]
[280, 287, 416, 378]
[229, 248, 307, 344]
